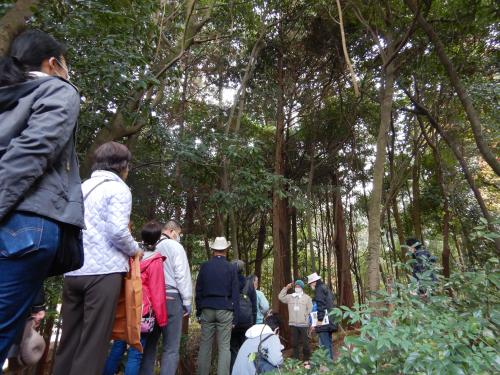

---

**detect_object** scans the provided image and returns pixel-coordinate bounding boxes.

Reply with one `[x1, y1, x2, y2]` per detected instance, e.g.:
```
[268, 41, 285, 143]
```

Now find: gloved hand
[183, 304, 192, 317]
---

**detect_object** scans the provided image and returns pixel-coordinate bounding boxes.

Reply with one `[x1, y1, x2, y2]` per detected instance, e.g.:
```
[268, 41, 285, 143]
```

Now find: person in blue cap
[278, 279, 312, 361]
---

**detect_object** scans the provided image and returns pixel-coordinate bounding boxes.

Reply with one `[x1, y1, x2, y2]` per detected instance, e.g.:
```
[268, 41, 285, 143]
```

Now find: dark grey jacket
[0, 76, 84, 228]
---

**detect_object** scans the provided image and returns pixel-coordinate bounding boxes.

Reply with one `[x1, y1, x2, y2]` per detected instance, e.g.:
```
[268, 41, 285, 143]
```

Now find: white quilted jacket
[66, 170, 139, 276]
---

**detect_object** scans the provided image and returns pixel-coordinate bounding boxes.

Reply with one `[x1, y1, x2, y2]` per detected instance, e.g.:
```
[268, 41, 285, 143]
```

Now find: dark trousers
[318, 331, 334, 360]
[53, 273, 122, 375]
[290, 326, 310, 361]
[230, 326, 249, 371]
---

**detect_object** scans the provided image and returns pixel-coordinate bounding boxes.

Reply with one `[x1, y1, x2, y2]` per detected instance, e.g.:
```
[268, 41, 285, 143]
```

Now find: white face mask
[294, 288, 302, 294]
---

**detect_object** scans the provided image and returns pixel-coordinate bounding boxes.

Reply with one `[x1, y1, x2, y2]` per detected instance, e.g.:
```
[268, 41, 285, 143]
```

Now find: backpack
[237, 277, 254, 327]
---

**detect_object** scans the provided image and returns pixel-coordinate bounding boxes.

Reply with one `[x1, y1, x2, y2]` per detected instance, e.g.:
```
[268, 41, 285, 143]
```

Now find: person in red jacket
[103, 221, 167, 375]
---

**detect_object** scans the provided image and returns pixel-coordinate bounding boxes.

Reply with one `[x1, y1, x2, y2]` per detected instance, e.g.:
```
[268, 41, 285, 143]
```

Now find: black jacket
[0, 76, 83, 227]
[314, 280, 336, 333]
[195, 255, 240, 324]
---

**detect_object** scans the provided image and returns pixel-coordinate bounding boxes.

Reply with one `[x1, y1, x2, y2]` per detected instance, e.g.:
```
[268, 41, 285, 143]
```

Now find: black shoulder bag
[47, 179, 111, 277]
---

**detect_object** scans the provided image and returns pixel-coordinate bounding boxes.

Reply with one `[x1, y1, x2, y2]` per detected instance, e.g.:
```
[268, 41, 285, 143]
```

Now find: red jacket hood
[141, 252, 166, 271]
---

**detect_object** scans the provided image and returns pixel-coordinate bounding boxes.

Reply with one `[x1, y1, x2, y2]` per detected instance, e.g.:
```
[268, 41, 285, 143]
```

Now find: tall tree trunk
[386, 206, 401, 281]
[271, 52, 291, 346]
[389, 117, 406, 250]
[349, 204, 364, 304]
[306, 152, 316, 272]
[366, 59, 396, 294]
[334, 185, 354, 308]
[254, 212, 267, 281]
[411, 148, 424, 242]
[0, 0, 40, 54]
[405, 0, 500, 176]
[291, 208, 299, 280]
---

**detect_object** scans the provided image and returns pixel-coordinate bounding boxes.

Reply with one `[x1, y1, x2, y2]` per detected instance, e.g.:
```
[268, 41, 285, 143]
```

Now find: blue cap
[294, 280, 305, 289]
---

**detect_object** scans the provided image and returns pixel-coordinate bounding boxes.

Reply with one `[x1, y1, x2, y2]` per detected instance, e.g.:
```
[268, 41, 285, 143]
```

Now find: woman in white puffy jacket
[53, 141, 141, 375]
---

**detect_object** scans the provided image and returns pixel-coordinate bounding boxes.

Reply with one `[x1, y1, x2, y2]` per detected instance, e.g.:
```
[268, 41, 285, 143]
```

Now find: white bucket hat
[307, 272, 321, 284]
[209, 237, 231, 250]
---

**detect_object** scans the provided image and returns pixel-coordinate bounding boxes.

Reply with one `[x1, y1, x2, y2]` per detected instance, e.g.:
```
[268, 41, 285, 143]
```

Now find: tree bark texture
[0, 0, 40, 55]
[366, 62, 395, 294]
[334, 187, 354, 308]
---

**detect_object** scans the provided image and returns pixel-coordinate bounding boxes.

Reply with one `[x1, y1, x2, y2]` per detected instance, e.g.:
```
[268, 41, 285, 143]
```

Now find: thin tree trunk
[254, 212, 267, 281]
[405, 90, 500, 254]
[405, 0, 500, 176]
[291, 208, 299, 280]
[418, 120, 452, 277]
[367, 59, 396, 294]
[386, 206, 401, 280]
[306, 151, 316, 272]
[349, 204, 363, 304]
[411, 146, 424, 242]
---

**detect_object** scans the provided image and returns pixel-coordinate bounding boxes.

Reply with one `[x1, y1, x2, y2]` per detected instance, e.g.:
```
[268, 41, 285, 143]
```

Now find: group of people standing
[0, 29, 340, 375]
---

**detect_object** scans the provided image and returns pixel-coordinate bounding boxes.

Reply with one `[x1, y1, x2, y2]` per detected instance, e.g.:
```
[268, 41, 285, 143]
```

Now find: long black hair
[0, 29, 67, 87]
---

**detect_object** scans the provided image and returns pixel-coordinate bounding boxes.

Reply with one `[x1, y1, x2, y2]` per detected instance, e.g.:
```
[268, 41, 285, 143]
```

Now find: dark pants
[318, 331, 333, 360]
[0, 212, 60, 369]
[290, 326, 310, 361]
[53, 273, 122, 375]
[230, 326, 249, 371]
[140, 292, 184, 375]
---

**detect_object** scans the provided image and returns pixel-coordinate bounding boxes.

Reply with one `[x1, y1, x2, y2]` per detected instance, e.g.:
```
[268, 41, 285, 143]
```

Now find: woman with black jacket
[0, 30, 82, 369]
[307, 272, 336, 360]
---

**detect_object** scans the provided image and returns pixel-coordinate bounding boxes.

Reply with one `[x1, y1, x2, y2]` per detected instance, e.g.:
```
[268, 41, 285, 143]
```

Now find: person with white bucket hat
[307, 272, 336, 360]
[196, 237, 240, 375]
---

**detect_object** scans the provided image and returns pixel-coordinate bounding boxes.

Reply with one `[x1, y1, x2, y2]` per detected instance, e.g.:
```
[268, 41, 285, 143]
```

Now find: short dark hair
[91, 141, 131, 174]
[0, 29, 67, 87]
[264, 313, 281, 332]
[163, 219, 182, 232]
[141, 220, 162, 247]
[406, 238, 422, 249]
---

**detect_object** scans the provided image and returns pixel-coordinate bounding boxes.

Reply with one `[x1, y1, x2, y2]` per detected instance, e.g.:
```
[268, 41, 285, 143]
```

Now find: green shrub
[279, 258, 499, 374]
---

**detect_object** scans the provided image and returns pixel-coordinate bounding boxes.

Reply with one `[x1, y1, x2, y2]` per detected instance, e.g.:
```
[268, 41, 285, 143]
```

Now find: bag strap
[242, 277, 252, 296]
[83, 179, 112, 201]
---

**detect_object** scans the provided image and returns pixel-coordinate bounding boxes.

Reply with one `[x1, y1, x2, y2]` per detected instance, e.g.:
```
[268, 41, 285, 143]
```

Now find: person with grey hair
[53, 141, 141, 375]
[140, 219, 192, 375]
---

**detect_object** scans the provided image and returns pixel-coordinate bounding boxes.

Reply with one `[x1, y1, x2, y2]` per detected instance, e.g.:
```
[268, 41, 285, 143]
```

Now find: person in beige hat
[196, 237, 240, 375]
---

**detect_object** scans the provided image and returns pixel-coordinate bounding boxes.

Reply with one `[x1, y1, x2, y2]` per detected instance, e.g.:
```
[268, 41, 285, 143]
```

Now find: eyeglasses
[54, 58, 70, 78]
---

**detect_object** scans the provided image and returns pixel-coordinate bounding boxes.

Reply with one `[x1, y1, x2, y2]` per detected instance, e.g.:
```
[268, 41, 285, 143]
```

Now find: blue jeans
[103, 336, 148, 375]
[318, 331, 334, 360]
[0, 212, 60, 369]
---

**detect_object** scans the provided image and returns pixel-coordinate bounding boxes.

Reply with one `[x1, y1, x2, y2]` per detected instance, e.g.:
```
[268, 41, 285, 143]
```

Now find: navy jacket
[314, 280, 336, 333]
[0, 76, 83, 227]
[195, 255, 240, 324]
[412, 248, 436, 280]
